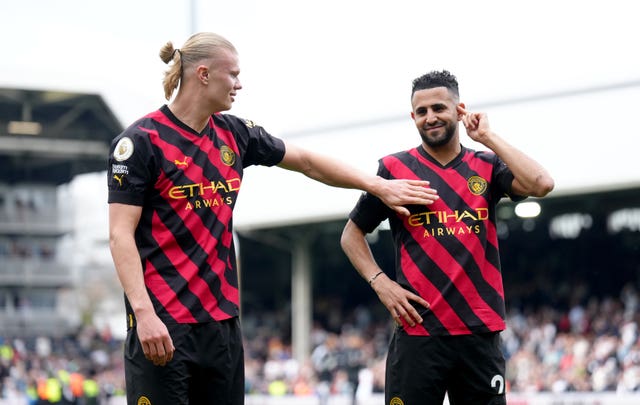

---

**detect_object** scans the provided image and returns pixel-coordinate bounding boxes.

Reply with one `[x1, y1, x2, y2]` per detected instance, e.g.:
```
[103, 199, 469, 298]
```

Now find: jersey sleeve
[492, 156, 526, 202]
[225, 116, 286, 168]
[348, 160, 392, 233]
[107, 127, 156, 206]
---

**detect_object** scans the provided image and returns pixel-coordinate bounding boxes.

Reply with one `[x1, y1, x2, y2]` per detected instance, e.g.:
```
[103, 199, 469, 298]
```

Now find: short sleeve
[492, 157, 526, 202]
[224, 116, 286, 168]
[107, 130, 156, 206]
[348, 159, 393, 233]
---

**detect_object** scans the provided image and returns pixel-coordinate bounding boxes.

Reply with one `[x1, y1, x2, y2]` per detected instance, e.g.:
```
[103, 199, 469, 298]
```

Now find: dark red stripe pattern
[133, 110, 244, 323]
[381, 147, 508, 336]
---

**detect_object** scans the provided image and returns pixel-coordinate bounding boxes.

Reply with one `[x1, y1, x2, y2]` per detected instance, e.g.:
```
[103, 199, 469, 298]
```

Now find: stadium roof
[233, 81, 640, 230]
[0, 87, 122, 184]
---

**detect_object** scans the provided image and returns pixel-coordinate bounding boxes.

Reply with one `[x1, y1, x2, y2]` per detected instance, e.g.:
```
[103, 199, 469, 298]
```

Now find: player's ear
[197, 65, 209, 84]
[456, 103, 466, 121]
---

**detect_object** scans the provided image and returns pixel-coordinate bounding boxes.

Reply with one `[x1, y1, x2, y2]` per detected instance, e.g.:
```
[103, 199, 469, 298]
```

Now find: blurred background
[1, 0, 639, 404]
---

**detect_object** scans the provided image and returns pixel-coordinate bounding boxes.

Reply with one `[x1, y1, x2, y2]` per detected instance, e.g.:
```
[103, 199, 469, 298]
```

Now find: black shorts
[385, 329, 506, 405]
[124, 318, 244, 405]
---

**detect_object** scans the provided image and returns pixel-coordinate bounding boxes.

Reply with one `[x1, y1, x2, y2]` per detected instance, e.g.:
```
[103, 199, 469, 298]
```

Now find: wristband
[368, 271, 384, 285]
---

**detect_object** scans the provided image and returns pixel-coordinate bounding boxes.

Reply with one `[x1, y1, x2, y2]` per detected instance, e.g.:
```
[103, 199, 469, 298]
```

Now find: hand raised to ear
[457, 106, 492, 144]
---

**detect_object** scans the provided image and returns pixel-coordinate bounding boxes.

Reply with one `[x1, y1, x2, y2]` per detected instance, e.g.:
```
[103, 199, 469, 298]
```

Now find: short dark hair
[411, 70, 459, 99]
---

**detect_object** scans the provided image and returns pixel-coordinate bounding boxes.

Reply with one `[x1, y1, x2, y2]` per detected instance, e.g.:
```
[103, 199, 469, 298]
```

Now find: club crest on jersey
[243, 119, 256, 128]
[467, 175, 488, 195]
[389, 397, 404, 405]
[220, 145, 236, 166]
[113, 137, 134, 162]
[137, 396, 151, 405]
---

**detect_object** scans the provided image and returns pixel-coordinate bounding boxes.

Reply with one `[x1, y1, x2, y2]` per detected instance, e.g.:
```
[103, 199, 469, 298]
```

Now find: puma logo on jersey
[175, 156, 190, 168]
[113, 175, 124, 186]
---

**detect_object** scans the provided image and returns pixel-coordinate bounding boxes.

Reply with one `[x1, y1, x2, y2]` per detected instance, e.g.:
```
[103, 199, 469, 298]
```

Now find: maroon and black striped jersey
[349, 145, 525, 336]
[107, 105, 285, 324]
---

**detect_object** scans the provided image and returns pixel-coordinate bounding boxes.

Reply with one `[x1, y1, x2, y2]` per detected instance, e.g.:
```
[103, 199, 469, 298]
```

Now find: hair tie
[172, 49, 184, 78]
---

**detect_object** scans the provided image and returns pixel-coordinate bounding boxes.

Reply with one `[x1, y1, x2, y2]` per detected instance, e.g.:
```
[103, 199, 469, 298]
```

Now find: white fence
[2, 392, 640, 405]
[240, 392, 640, 405]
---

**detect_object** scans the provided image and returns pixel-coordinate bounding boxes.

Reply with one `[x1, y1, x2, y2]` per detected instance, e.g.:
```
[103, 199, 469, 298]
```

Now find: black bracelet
[368, 271, 384, 285]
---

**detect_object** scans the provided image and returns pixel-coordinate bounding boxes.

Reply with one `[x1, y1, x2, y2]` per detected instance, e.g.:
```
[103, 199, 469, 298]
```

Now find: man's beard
[419, 121, 456, 148]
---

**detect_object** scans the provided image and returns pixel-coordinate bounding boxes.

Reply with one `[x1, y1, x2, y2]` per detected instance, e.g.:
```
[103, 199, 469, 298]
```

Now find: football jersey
[107, 105, 285, 324]
[349, 145, 524, 336]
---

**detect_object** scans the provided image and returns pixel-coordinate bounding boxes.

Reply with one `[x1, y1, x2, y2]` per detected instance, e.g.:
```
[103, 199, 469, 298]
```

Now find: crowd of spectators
[0, 326, 124, 404]
[503, 282, 640, 393]
[239, 282, 640, 400]
[2, 283, 640, 403]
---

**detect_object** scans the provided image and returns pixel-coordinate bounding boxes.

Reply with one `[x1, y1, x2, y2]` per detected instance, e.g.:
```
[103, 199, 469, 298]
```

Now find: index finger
[457, 105, 467, 115]
[403, 179, 430, 187]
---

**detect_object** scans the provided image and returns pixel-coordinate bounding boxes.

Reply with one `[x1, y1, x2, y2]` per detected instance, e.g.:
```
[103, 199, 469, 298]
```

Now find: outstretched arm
[458, 106, 555, 197]
[109, 203, 175, 366]
[279, 141, 439, 216]
[340, 219, 429, 326]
